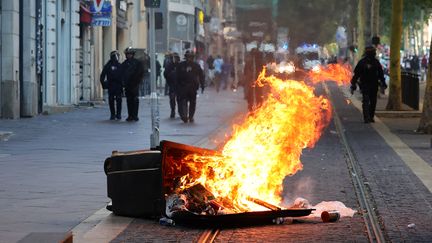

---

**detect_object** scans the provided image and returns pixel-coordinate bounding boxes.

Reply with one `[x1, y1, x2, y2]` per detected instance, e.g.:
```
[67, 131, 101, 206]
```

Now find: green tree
[380, 0, 432, 39]
[277, 0, 352, 48]
[386, 0, 403, 110]
[417, 40, 432, 134]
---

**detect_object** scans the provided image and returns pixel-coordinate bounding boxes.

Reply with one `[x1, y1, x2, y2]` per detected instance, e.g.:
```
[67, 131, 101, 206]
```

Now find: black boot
[109, 95, 116, 120]
[115, 96, 122, 120]
[126, 96, 133, 121]
[133, 97, 139, 121]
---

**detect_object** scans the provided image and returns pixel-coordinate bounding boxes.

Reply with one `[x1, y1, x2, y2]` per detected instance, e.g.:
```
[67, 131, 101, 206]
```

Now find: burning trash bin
[104, 64, 354, 225]
[105, 140, 313, 225]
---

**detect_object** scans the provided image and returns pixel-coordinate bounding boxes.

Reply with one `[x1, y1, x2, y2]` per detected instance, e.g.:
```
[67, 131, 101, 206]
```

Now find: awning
[80, 4, 92, 25]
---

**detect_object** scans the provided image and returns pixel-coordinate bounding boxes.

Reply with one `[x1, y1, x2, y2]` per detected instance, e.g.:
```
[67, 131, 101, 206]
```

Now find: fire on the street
[267, 61, 296, 74]
[174, 64, 352, 213]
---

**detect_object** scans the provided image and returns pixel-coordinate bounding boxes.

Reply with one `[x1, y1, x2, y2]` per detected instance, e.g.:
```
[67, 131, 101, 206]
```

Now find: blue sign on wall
[89, 0, 112, 26]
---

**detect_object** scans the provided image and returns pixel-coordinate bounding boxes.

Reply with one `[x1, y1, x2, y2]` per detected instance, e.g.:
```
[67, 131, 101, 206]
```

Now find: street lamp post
[148, 6, 159, 148]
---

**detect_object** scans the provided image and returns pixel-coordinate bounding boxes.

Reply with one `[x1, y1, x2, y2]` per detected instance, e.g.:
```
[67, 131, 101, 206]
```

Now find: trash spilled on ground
[288, 197, 356, 223]
[162, 182, 315, 227]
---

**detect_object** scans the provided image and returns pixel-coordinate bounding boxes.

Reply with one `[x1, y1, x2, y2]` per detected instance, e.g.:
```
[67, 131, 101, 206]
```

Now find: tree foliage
[380, 0, 432, 37]
[277, 0, 352, 48]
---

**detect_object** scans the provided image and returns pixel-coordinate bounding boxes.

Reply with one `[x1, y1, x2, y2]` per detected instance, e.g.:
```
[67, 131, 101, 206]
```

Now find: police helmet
[124, 47, 135, 55]
[364, 46, 376, 57]
[172, 52, 180, 62]
[184, 50, 195, 58]
[110, 50, 120, 61]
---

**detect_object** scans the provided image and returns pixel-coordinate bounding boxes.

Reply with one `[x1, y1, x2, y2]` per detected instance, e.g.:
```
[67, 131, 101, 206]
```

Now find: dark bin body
[104, 140, 216, 218]
[401, 72, 419, 110]
[104, 150, 163, 217]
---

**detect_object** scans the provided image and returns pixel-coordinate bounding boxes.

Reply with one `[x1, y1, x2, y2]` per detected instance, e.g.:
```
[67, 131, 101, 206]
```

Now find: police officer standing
[100, 50, 122, 120]
[164, 52, 180, 118]
[244, 48, 264, 112]
[176, 51, 204, 123]
[350, 46, 387, 123]
[121, 47, 145, 122]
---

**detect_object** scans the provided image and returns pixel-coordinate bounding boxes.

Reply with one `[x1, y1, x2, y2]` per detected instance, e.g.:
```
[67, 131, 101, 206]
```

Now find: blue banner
[89, 0, 112, 26]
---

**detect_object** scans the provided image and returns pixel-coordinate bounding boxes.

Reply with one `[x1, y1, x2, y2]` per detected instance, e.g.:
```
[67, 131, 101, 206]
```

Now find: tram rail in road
[323, 83, 386, 243]
[197, 228, 220, 243]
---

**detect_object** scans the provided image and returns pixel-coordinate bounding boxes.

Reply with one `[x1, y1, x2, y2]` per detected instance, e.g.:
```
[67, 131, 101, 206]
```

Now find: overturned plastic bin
[104, 140, 215, 217]
[104, 140, 314, 225]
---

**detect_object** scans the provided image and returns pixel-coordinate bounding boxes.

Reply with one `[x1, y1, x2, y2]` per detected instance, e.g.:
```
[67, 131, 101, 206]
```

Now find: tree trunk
[356, 0, 366, 62]
[403, 26, 409, 52]
[417, 38, 432, 134]
[371, 0, 380, 38]
[408, 26, 414, 55]
[386, 0, 403, 110]
[420, 10, 425, 56]
[413, 25, 420, 56]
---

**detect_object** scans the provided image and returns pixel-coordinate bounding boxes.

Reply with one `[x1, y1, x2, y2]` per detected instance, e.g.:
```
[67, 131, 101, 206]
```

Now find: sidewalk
[354, 81, 432, 168]
[375, 79, 426, 117]
[0, 87, 247, 243]
[344, 81, 431, 168]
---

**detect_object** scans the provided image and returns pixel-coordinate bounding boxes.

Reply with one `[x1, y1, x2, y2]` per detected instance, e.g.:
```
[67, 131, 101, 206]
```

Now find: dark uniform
[350, 46, 387, 123]
[176, 52, 204, 123]
[163, 53, 173, 95]
[163, 53, 180, 118]
[100, 51, 122, 120]
[121, 47, 145, 121]
[244, 48, 264, 112]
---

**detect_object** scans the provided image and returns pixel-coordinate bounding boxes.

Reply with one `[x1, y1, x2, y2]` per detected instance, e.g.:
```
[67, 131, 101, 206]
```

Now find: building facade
[152, 0, 205, 57]
[0, 0, 247, 119]
[0, 0, 148, 119]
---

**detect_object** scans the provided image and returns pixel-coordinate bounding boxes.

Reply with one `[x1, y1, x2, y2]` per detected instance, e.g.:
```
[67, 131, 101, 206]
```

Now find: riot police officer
[350, 46, 387, 123]
[164, 52, 180, 118]
[100, 50, 122, 120]
[244, 48, 265, 112]
[176, 51, 204, 123]
[121, 47, 145, 122]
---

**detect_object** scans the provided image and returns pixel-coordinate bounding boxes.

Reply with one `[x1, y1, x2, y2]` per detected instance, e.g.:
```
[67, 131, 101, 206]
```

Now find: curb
[375, 110, 421, 118]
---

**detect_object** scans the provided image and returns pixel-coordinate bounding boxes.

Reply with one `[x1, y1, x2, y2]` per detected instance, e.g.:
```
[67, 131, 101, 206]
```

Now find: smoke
[281, 176, 316, 206]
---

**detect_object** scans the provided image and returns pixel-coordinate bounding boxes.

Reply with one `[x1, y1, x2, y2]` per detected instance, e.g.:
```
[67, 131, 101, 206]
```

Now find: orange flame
[178, 64, 352, 212]
[308, 63, 352, 85]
